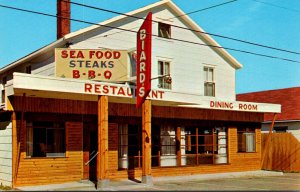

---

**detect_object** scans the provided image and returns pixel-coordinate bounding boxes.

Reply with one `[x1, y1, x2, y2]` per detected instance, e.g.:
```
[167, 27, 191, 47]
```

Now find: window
[151, 126, 228, 167]
[26, 122, 65, 157]
[26, 65, 31, 74]
[118, 124, 142, 169]
[237, 128, 256, 152]
[204, 67, 215, 96]
[158, 22, 171, 39]
[185, 127, 227, 165]
[158, 61, 171, 89]
[152, 125, 186, 167]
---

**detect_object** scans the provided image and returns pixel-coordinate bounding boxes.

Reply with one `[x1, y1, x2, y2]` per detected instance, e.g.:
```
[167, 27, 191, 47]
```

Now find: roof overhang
[0, 0, 243, 74]
[0, 38, 66, 74]
[5, 73, 280, 113]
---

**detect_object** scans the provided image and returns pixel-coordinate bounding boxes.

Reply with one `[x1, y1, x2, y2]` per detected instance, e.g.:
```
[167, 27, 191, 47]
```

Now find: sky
[0, 0, 299, 94]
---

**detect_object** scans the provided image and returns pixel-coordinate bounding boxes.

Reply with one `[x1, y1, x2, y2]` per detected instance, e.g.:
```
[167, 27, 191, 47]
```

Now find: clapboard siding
[0, 121, 12, 187]
[15, 122, 83, 186]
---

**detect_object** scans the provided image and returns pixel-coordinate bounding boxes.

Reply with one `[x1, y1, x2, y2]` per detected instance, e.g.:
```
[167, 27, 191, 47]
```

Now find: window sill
[237, 152, 257, 153]
[25, 155, 67, 159]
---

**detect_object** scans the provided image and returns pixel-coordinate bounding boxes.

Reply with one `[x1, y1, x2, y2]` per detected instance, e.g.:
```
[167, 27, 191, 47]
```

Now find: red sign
[136, 12, 152, 108]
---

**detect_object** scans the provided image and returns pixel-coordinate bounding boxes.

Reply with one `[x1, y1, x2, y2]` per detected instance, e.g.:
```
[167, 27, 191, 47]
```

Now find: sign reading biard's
[136, 12, 152, 108]
[55, 48, 128, 81]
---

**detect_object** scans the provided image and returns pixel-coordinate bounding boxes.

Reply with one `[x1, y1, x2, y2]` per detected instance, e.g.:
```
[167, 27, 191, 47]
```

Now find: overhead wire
[63, 0, 300, 55]
[0, 4, 300, 64]
[170, 0, 238, 18]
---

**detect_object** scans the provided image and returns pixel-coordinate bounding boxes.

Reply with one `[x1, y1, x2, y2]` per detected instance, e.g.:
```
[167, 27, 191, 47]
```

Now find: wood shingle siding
[15, 122, 83, 186]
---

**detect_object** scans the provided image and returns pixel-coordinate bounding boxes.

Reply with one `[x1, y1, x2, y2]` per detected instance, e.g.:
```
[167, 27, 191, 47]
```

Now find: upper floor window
[158, 22, 171, 39]
[204, 66, 215, 97]
[237, 128, 256, 152]
[158, 60, 171, 89]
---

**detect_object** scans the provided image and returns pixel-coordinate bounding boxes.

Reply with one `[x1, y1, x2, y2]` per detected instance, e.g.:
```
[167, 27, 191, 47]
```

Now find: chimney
[57, 0, 70, 39]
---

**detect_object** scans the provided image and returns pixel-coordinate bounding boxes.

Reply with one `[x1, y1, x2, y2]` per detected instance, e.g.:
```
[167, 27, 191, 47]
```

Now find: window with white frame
[158, 61, 171, 89]
[203, 66, 215, 96]
[158, 22, 171, 39]
[237, 128, 256, 152]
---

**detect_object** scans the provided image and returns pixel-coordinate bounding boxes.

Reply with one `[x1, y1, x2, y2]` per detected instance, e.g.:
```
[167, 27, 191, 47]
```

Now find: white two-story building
[0, 0, 280, 189]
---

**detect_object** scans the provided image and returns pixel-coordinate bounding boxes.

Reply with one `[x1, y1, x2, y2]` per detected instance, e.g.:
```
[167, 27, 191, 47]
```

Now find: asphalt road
[106, 172, 300, 191]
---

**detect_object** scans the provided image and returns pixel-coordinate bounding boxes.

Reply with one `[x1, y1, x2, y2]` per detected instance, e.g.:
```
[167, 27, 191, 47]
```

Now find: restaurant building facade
[0, 0, 280, 188]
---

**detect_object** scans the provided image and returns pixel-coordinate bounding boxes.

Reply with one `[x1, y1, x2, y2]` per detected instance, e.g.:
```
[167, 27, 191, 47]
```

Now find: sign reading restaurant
[83, 82, 279, 113]
[55, 48, 128, 81]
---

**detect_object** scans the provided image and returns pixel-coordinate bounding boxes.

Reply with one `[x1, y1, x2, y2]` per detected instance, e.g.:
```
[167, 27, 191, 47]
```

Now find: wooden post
[176, 127, 181, 166]
[261, 113, 277, 169]
[21, 93, 26, 158]
[227, 127, 237, 164]
[196, 128, 199, 165]
[12, 111, 17, 188]
[141, 100, 153, 185]
[97, 95, 109, 188]
[212, 128, 215, 164]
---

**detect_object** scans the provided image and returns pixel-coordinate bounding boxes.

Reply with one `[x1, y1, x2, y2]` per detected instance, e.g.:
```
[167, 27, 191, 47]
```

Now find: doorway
[83, 123, 98, 182]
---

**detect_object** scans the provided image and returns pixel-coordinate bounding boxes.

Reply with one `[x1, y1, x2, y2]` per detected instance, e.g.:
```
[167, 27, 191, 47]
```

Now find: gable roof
[237, 87, 300, 122]
[0, 0, 242, 74]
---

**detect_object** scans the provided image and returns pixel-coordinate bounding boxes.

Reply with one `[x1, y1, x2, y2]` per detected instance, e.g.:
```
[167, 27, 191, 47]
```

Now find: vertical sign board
[136, 12, 152, 108]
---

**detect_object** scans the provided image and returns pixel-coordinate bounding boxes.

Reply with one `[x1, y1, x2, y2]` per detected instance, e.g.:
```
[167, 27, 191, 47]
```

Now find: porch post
[141, 99, 153, 185]
[176, 127, 181, 166]
[12, 111, 17, 188]
[97, 95, 109, 189]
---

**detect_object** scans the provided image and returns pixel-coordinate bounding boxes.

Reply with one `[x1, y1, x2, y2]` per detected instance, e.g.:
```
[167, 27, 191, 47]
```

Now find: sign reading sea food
[55, 48, 128, 81]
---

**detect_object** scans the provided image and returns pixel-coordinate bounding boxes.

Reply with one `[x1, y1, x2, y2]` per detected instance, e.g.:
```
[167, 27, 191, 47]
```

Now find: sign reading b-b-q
[55, 48, 128, 81]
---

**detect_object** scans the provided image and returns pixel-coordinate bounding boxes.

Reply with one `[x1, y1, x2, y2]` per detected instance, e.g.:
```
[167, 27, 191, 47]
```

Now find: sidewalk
[16, 170, 300, 191]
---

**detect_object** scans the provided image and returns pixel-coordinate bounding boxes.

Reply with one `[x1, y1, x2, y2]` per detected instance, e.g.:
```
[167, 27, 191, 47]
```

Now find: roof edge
[64, 0, 170, 40]
[166, 1, 243, 69]
[0, 38, 66, 74]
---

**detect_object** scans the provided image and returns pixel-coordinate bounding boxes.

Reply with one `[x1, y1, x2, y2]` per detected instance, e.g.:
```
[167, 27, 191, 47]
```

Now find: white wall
[3, 4, 237, 101]
[0, 121, 12, 187]
[31, 56, 55, 76]
[70, 5, 237, 101]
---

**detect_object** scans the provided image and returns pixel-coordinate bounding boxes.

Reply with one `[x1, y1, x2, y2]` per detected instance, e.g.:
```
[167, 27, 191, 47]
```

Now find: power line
[171, 0, 238, 18]
[63, 0, 300, 55]
[0, 4, 300, 64]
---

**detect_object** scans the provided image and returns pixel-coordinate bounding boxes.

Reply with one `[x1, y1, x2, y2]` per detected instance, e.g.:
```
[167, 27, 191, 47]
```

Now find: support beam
[141, 100, 153, 185]
[176, 127, 181, 166]
[97, 95, 109, 189]
[261, 113, 277, 169]
[12, 111, 17, 188]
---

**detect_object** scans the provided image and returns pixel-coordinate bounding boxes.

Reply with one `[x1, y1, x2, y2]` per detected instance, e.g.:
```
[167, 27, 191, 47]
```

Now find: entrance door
[83, 123, 98, 182]
[89, 130, 98, 181]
